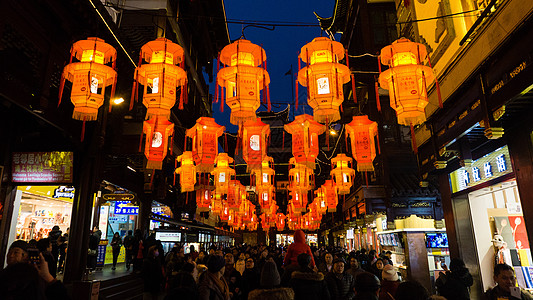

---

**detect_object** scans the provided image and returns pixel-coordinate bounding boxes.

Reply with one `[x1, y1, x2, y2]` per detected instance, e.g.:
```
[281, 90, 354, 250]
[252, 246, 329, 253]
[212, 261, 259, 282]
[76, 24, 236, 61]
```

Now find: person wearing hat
[283, 230, 316, 269]
[198, 255, 231, 300]
[248, 260, 295, 300]
[354, 272, 380, 300]
[379, 264, 400, 300]
[325, 257, 355, 300]
[289, 253, 331, 300]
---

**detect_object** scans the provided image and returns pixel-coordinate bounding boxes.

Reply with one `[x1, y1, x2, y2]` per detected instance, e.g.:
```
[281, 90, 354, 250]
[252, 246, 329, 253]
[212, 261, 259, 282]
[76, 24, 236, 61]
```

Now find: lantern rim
[140, 38, 184, 65]
[186, 117, 225, 138]
[300, 37, 346, 63]
[380, 38, 428, 65]
[71, 38, 117, 63]
[284, 114, 326, 135]
[219, 39, 267, 67]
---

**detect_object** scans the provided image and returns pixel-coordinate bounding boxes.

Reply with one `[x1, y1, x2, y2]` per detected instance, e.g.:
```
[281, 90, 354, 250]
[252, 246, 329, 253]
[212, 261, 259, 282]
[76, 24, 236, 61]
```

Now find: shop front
[276, 233, 317, 247]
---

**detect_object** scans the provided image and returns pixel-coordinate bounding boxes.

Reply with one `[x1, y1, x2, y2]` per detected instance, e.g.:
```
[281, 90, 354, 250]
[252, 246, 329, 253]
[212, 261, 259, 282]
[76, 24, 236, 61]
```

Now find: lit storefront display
[276, 233, 317, 246]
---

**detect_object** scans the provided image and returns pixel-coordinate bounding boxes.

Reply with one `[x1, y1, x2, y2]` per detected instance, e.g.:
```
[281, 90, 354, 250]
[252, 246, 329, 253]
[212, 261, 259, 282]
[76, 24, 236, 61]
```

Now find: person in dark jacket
[141, 245, 164, 300]
[435, 258, 473, 300]
[36, 238, 57, 278]
[48, 225, 62, 263]
[354, 272, 380, 300]
[395, 280, 429, 300]
[57, 236, 67, 274]
[165, 262, 198, 300]
[87, 228, 100, 272]
[484, 263, 533, 300]
[110, 232, 122, 270]
[370, 258, 385, 280]
[123, 230, 135, 271]
[242, 257, 260, 299]
[289, 253, 330, 300]
[325, 257, 355, 300]
[283, 230, 316, 268]
[198, 255, 231, 300]
[248, 260, 294, 300]
[318, 253, 334, 274]
[379, 265, 400, 300]
[346, 257, 366, 284]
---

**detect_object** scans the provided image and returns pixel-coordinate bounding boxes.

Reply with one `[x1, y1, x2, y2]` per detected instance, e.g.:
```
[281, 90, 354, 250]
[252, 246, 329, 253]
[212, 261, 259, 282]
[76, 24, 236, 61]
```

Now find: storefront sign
[53, 186, 75, 199]
[114, 201, 139, 215]
[102, 194, 135, 201]
[155, 231, 182, 242]
[346, 229, 354, 239]
[12, 152, 73, 183]
[449, 146, 513, 193]
[99, 206, 109, 238]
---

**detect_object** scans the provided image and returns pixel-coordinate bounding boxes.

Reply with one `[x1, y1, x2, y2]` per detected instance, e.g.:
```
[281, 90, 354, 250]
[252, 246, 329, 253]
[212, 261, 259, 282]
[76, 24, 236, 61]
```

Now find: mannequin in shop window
[492, 234, 512, 267]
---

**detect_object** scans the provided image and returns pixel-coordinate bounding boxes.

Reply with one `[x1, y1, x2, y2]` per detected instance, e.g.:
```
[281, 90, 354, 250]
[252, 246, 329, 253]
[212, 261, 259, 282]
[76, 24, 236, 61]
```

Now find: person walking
[123, 230, 135, 271]
[289, 253, 330, 300]
[57, 236, 67, 274]
[248, 260, 294, 300]
[141, 245, 164, 300]
[379, 265, 400, 300]
[325, 257, 355, 300]
[346, 256, 366, 283]
[87, 227, 101, 273]
[110, 232, 122, 270]
[283, 230, 316, 269]
[354, 272, 381, 300]
[435, 258, 473, 300]
[198, 255, 230, 300]
[318, 253, 334, 274]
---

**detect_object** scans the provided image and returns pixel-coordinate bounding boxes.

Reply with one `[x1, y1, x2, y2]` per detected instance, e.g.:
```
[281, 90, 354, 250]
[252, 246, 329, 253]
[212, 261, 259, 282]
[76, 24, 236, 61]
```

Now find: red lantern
[186, 117, 225, 172]
[289, 189, 308, 213]
[211, 192, 223, 216]
[196, 188, 212, 212]
[378, 38, 434, 126]
[174, 151, 197, 192]
[345, 116, 378, 172]
[219, 202, 230, 222]
[143, 117, 174, 169]
[284, 114, 326, 169]
[217, 39, 270, 125]
[253, 157, 275, 188]
[59, 38, 117, 122]
[257, 185, 275, 212]
[242, 118, 270, 170]
[315, 179, 338, 212]
[330, 154, 355, 195]
[211, 153, 236, 194]
[288, 157, 315, 192]
[298, 37, 351, 123]
[133, 38, 187, 119]
[227, 180, 245, 210]
[276, 213, 286, 231]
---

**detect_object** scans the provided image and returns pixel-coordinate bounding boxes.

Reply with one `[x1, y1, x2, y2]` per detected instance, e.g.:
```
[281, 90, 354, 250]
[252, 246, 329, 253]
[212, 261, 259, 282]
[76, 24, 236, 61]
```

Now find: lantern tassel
[220, 87, 224, 112]
[326, 117, 330, 151]
[58, 74, 65, 107]
[174, 159, 177, 185]
[215, 53, 220, 103]
[267, 85, 271, 112]
[186, 192, 189, 204]
[224, 133, 228, 153]
[130, 72, 138, 111]
[81, 117, 86, 142]
[298, 52, 301, 72]
[184, 134, 187, 152]
[365, 171, 369, 188]
[427, 54, 443, 108]
[184, 79, 188, 105]
[169, 133, 174, 156]
[410, 123, 418, 154]
[150, 169, 155, 189]
[351, 74, 357, 104]
[377, 55, 382, 74]
[345, 49, 350, 68]
[282, 131, 285, 150]
[179, 84, 184, 110]
[109, 75, 117, 113]
[295, 79, 299, 110]
[376, 127, 381, 155]
[139, 124, 144, 152]
[375, 78, 381, 112]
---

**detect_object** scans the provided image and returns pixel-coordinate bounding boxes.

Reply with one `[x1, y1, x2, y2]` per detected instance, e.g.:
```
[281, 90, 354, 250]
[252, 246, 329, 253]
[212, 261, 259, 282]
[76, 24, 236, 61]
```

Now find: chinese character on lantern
[186, 117, 225, 173]
[217, 39, 270, 125]
[284, 114, 326, 169]
[378, 38, 435, 126]
[345, 116, 378, 172]
[59, 38, 117, 124]
[298, 37, 351, 124]
[144, 117, 174, 170]
[242, 118, 270, 171]
[174, 151, 196, 192]
[330, 153, 355, 195]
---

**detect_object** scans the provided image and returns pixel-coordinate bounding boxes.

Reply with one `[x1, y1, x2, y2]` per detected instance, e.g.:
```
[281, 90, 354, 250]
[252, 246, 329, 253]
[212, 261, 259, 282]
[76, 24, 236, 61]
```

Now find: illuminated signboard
[114, 201, 139, 215]
[450, 146, 512, 193]
[12, 152, 73, 183]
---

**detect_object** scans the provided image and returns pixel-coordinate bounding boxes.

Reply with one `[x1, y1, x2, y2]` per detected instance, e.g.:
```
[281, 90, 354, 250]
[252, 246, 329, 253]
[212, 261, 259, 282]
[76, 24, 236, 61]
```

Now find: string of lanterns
[59, 36, 435, 232]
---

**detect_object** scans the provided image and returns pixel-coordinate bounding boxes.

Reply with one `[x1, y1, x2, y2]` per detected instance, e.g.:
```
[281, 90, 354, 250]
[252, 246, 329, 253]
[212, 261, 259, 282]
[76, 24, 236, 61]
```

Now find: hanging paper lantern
[227, 209, 236, 226]
[217, 39, 270, 125]
[174, 151, 197, 192]
[289, 189, 308, 213]
[143, 117, 174, 170]
[298, 37, 351, 123]
[267, 202, 279, 217]
[133, 38, 187, 120]
[345, 116, 378, 172]
[211, 193, 223, 216]
[315, 179, 338, 212]
[288, 157, 315, 192]
[227, 180, 245, 210]
[211, 153, 236, 194]
[253, 156, 275, 188]
[59, 37, 117, 122]
[257, 185, 275, 212]
[242, 118, 270, 170]
[196, 188, 212, 212]
[186, 117, 225, 172]
[219, 202, 230, 222]
[330, 153, 355, 195]
[275, 213, 286, 231]
[284, 114, 326, 169]
[261, 213, 272, 231]
[378, 38, 434, 126]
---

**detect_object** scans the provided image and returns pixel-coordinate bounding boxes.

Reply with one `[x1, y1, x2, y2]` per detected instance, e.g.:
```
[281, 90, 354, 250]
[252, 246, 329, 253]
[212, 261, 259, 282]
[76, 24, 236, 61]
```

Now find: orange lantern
[253, 157, 275, 188]
[315, 179, 338, 212]
[219, 202, 230, 222]
[261, 213, 272, 231]
[211, 153, 235, 194]
[227, 209, 236, 226]
[174, 151, 197, 192]
[242, 118, 270, 170]
[330, 153, 355, 195]
[143, 117, 174, 169]
[257, 185, 275, 212]
[59, 37, 117, 122]
[288, 157, 315, 192]
[186, 117, 225, 172]
[378, 38, 434, 126]
[227, 180, 245, 210]
[211, 193, 223, 216]
[217, 39, 270, 125]
[289, 189, 308, 213]
[196, 188, 212, 212]
[133, 38, 187, 120]
[284, 114, 326, 169]
[298, 37, 351, 123]
[345, 116, 378, 172]
[275, 213, 286, 231]
[267, 202, 279, 217]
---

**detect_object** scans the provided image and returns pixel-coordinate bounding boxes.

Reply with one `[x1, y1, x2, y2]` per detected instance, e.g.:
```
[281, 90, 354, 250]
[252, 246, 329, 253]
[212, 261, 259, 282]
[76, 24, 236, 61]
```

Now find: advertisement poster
[12, 152, 73, 183]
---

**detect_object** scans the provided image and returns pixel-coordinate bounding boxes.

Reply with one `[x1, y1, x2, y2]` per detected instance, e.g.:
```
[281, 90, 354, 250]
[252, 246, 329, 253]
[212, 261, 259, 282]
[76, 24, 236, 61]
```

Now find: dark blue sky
[211, 0, 340, 132]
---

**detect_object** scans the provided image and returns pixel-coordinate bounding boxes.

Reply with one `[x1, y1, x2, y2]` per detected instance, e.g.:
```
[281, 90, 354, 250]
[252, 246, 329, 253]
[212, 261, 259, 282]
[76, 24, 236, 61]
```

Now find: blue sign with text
[114, 201, 139, 215]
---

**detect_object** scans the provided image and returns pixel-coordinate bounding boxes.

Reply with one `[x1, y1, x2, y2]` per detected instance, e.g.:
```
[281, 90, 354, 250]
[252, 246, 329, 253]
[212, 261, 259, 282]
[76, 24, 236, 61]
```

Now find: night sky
[211, 0, 340, 132]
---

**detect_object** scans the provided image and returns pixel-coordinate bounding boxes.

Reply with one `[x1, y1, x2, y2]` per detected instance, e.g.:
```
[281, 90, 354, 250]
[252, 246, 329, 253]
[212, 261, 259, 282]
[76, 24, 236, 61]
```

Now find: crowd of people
[2, 228, 533, 300]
